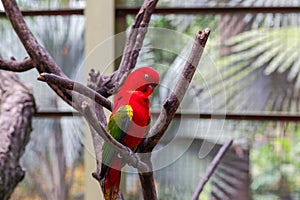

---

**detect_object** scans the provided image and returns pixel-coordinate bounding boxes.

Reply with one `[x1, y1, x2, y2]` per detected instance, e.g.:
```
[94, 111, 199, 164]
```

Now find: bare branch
[139, 28, 211, 153]
[81, 101, 150, 176]
[1, 0, 75, 109]
[37, 73, 113, 112]
[96, 0, 159, 96]
[138, 171, 157, 200]
[0, 71, 36, 199]
[86, 71, 110, 187]
[138, 155, 157, 200]
[0, 57, 34, 72]
[191, 139, 234, 200]
[1, 0, 63, 76]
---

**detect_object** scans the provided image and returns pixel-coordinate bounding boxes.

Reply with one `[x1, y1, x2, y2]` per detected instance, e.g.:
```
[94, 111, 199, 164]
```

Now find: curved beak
[148, 84, 155, 91]
[143, 84, 156, 97]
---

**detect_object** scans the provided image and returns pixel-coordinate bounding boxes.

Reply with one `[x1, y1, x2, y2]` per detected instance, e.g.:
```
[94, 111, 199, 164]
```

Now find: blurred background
[1, 0, 300, 199]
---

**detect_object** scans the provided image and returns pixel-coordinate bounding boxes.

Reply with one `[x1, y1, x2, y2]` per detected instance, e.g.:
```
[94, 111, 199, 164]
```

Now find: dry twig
[1, 0, 74, 108]
[0, 57, 34, 72]
[191, 139, 234, 200]
[94, 0, 159, 97]
[37, 73, 113, 111]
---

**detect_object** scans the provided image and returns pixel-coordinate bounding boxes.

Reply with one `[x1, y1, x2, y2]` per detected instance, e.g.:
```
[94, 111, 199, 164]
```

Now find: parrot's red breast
[100, 67, 160, 200]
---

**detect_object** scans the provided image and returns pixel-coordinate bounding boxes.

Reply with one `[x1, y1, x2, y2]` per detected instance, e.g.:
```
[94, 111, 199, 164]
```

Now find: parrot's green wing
[100, 105, 133, 179]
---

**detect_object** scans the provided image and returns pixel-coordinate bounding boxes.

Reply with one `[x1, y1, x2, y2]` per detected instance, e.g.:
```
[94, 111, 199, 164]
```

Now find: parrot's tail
[102, 158, 122, 200]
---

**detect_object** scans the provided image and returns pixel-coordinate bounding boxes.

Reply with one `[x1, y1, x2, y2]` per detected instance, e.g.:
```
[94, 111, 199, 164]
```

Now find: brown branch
[37, 73, 113, 112]
[96, 0, 159, 96]
[139, 28, 211, 153]
[1, 0, 63, 76]
[86, 71, 108, 182]
[191, 139, 234, 200]
[1, 0, 75, 109]
[0, 71, 36, 199]
[81, 101, 150, 177]
[0, 57, 34, 72]
[138, 171, 157, 200]
[138, 155, 157, 200]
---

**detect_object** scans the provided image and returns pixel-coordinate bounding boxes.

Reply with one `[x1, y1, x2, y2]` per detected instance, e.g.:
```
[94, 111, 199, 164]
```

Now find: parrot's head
[123, 67, 160, 97]
[113, 67, 160, 115]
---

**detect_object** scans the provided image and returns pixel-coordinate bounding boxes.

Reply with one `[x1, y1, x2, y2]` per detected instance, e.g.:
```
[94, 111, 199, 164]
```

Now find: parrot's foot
[125, 147, 140, 168]
[117, 147, 134, 159]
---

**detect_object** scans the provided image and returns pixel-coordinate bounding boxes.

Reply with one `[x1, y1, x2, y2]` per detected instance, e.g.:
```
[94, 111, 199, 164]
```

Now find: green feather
[101, 105, 133, 173]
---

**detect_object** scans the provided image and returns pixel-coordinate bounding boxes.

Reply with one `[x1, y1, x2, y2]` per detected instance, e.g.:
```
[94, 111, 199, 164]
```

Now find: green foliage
[251, 127, 300, 198]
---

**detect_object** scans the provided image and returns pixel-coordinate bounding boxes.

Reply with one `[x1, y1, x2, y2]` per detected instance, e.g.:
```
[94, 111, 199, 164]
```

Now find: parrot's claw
[126, 147, 140, 168]
[126, 147, 134, 156]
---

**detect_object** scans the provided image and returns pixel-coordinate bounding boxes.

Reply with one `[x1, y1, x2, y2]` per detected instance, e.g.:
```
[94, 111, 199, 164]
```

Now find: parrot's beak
[142, 84, 156, 97]
[148, 84, 156, 91]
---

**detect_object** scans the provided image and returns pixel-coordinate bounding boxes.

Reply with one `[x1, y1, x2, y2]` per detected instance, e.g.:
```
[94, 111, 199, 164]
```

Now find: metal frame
[1, 6, 299, 121]
[0, 9, 84, 17]
[116, 6, 300, 16]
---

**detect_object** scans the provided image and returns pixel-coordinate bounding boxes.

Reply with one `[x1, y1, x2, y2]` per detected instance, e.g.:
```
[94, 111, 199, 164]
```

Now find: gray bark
[0, 70, 36, 199]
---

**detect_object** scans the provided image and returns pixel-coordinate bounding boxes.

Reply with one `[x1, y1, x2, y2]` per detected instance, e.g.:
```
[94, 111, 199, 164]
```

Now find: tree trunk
[0, 70, 36, 199]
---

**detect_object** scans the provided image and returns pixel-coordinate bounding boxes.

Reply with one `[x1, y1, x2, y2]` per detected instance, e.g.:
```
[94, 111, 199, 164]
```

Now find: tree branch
[139, 28, 211, 153]
[86, 71, 108, 185]
[96, 0, 159, 96]
[1, 0, 75, 109]
[37, 72, 113, 112]
[191, 139, 234, 200]
[138, 155, 157, 200]
[0, 71, 36, 199]
[1, 0, 63, 76]
[0, 57, 34, 72]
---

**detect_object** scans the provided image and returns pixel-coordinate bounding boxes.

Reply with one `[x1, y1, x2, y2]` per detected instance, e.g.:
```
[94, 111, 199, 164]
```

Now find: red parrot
[100, 67, 160, 200]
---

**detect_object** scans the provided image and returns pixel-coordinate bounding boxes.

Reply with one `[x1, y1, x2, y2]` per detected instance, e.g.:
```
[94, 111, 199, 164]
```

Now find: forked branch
[95, 0, 159, 96]
[1, 0, 74, 109]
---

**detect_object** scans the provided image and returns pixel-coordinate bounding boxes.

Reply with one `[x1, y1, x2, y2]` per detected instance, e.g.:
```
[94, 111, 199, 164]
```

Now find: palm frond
[225, 27, 300, 77]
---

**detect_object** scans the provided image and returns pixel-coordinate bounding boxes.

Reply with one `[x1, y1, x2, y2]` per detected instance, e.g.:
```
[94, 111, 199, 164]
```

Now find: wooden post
[84, 1, 114, 199]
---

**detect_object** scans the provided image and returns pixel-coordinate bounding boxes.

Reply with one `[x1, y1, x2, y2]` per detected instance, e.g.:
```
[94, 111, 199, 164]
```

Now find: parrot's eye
[144, 73, 149, 80]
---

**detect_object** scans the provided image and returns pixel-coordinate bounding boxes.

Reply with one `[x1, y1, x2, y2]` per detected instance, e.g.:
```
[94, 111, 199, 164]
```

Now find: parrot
[100, 67, 160, 200]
